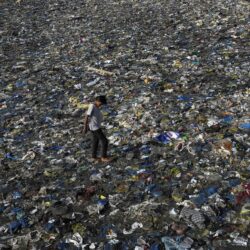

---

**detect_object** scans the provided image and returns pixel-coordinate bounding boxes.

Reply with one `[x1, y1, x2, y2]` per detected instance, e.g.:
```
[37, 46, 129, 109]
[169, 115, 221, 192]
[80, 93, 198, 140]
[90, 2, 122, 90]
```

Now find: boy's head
[95, 95, 107, 107]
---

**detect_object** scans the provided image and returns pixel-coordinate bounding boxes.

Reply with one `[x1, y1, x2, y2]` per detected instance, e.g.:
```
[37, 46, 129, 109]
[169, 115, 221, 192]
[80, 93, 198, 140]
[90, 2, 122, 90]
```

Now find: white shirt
[87, 104, 103, 131]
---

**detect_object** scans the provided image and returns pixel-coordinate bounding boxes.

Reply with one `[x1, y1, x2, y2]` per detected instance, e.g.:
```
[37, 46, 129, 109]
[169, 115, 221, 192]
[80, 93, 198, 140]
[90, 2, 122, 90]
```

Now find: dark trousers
[91, 129, 108, 158]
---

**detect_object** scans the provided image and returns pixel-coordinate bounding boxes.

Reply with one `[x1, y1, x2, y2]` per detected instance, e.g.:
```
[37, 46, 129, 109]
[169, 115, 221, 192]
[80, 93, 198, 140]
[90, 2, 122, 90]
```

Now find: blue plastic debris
[222, 115, 233, 124]
[5, 153, 16, 160]
[9, 221, 22, 234]
[15, 81, 27, 88]
[239, 123, 250, 131]
[155, 134, 171, 144]
[177, 95, 192, 101]
[44, 221, 55, 232]
[12, 192, 22, 200]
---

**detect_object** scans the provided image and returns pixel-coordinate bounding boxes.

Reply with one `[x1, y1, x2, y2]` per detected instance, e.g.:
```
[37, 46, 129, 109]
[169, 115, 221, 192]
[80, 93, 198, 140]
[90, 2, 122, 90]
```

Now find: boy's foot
[100, 157, 112, 163]
[89, 157, 101, 163]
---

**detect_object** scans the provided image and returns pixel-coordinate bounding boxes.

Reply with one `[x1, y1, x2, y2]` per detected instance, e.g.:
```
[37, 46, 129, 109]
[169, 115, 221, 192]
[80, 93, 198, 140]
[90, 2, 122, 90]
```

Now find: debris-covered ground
[0, 0, 250, 249]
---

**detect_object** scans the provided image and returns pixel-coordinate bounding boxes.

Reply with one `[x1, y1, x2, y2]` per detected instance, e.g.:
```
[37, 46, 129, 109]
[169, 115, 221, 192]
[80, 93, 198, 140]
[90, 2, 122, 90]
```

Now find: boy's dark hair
[95, 95, 107, 105]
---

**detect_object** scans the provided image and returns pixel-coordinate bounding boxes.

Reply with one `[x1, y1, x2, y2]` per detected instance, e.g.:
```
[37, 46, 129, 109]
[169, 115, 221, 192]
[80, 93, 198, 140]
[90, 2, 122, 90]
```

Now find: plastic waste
[0, 0, 249, 248]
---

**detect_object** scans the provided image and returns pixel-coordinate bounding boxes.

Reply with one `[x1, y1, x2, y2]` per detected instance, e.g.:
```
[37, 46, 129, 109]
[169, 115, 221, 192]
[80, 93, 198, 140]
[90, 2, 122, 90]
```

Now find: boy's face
[95, 100, 102, 107]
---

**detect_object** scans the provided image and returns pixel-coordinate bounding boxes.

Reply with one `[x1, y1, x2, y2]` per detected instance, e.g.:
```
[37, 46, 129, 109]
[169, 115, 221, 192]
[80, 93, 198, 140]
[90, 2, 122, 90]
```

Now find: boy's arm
[83, 115, 89, 134]
[82, 104, 93, 134]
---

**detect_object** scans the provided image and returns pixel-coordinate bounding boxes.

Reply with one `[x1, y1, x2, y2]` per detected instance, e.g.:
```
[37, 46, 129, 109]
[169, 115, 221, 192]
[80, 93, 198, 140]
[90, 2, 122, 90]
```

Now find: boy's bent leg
[91, 130, 99, 158]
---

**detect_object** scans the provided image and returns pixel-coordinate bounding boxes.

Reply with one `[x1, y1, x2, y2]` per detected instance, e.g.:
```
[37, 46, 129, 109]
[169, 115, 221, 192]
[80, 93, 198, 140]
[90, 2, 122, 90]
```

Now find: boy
[83, 96, 111, 163]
